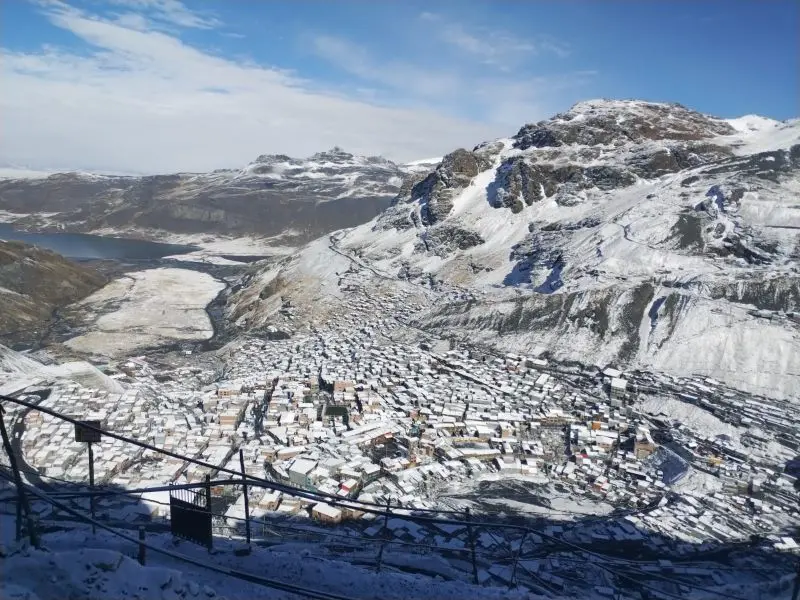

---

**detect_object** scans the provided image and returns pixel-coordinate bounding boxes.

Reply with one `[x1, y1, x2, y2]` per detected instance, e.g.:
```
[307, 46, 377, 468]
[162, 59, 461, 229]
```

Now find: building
[287, 458, 317, 489]
[634, 427, 657, 459]
[610, 378, 628, 400]
[217, 384, 242, 397]
[312, 502, 343, 524]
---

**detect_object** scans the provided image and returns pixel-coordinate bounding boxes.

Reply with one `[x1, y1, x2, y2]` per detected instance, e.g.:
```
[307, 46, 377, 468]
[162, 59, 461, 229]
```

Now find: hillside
[0, 149, 438, 245]
[228, 100, 800, 399]
[0, 241, 106, 345]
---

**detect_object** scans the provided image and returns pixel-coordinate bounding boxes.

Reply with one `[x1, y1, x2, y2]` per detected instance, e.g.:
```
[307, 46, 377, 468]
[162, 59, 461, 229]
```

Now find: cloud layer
[1, 1, 589, 174]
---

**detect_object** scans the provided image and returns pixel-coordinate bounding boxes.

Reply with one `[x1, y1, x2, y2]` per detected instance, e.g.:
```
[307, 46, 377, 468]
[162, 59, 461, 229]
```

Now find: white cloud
[1, 1, 505, 173]
[311, 33, 592, 129]
[106, 0, 220, 29]
[1, 1, 593, 174]
[420, 11, 570, 64]
[311, 35, 463, 99]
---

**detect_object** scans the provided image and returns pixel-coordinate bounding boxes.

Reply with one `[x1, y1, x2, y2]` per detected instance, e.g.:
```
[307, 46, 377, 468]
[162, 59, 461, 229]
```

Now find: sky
[1, 0, 798, 174]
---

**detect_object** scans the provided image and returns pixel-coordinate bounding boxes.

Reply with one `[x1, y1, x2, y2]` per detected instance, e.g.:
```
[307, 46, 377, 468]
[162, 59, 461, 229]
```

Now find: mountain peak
[309, 147, 355, 162]
[513, 97, 736, 150]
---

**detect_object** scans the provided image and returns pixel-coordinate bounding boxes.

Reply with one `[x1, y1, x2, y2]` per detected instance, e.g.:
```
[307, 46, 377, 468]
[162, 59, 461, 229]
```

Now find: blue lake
[0, 222, 197, 260]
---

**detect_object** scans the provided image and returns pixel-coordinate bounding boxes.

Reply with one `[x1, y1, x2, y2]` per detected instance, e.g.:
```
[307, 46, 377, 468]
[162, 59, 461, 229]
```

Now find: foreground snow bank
[2, 547, 218, 600]
[1, 517, 540, 600]
[65, 268, 225, 356]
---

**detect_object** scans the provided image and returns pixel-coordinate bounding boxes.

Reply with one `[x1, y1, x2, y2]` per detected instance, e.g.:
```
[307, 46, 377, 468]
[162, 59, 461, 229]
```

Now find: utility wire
[16, 480, 365, 600]
[0, 393, 781, 599]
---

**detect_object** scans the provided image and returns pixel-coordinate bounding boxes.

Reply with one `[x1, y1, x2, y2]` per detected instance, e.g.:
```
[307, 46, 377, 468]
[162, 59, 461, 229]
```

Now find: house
[312, 502, 343, 524]
[287, 458, 317, 489]
[257, 490, 282, 511]
[340, 478, 359, 494]
[610, 377, 628, 400]
[634, 427, 657, 459]
[217, 384, 242, 398]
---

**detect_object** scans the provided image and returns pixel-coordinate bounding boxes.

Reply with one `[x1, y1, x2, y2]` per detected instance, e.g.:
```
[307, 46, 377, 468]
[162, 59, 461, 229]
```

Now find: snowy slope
[236, 100, 800, 399]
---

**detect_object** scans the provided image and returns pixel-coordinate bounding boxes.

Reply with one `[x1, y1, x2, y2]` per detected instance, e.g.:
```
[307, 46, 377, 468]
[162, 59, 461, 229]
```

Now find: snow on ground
[718, 117, 800, 155]
[2, 547, 211, 600]
[639, 395, 744, 444]
[671, 467, 724, 496]
[0, 346, 126, 394]
[404, 157, 443, 166]
[0, 514, 539, 600]
[65, 268, 225, 357]
[645, 297, 800, 400]
[186, 235, 296, 257]
[725, 115, 781, 134]
[162, 252, 249, 265]
[479, 494, 615, 520]
[159, 235, 297, 265]
[43, 361, 126, 394]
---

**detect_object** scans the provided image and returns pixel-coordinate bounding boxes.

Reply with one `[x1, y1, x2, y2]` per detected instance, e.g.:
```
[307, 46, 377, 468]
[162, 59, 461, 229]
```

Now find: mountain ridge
[226, 99, 800, 399]
[0, 150, 438, 245]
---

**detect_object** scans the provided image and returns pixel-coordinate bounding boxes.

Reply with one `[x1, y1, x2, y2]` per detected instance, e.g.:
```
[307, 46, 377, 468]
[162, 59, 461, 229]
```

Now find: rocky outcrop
[488, 158, 545, 213]
[584, 166, 637, 190]
[705, 147, 800, 181]
[489, 159, 636, 214]
[707, 276, 800, 312]
[414, 225, 485, 257]
[411, 149, 493, 225]
[416, 281, 656, 363]
[514, 100, 736, 151]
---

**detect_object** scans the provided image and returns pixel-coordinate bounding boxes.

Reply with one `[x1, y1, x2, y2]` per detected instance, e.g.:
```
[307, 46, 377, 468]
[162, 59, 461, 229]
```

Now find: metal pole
[239, 449, 251, 546]
[204, 474, 213, 552]
[466, 508, 478, 585]
[0, 405, 38, 547]
[375, 498, 391, 572]
[138, 526, 146, 565]
[88, 441, 96, 535]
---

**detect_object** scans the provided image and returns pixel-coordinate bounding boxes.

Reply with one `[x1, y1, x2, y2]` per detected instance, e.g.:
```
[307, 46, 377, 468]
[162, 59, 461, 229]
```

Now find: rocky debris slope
[0, 148, 429, 245]
[0, 241, 106, 346]
[235, 99, 800, 398]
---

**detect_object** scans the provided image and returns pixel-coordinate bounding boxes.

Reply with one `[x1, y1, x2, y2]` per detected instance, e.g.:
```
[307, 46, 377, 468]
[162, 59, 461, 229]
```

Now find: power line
[0, 392, 785, 599]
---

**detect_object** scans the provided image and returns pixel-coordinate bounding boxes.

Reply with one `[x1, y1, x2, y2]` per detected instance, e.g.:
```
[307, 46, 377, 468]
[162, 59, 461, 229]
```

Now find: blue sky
[1, 0, 797, 173]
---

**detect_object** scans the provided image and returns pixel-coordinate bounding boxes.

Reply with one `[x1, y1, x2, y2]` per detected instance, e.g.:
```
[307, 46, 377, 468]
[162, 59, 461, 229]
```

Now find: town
[2, 273, 798, 568]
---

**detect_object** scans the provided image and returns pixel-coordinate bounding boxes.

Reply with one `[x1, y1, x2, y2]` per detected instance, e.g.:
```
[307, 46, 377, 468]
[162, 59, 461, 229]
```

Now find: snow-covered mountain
[0, 148, 425, 244]
[231, 100, 800, 399]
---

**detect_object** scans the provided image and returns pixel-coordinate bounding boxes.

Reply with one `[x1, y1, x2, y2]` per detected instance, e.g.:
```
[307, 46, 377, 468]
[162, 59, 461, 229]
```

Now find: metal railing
[0, 392, 782, 600]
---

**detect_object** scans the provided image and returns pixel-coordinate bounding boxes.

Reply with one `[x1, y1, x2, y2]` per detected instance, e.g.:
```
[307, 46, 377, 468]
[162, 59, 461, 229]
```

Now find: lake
[0, 222, 197, 260]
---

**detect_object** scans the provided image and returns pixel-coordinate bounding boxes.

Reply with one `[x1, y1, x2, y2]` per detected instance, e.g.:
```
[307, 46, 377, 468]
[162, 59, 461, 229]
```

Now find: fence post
[375, 498, 391, 572]
[31, 514, 39, 548]
[138, 526, 146, 565]
[15, 492, 23, 542]
[465, 508, 478, 585]
[509, 530, 528, 588]
[239, 449, 251, 546]
[88, 441, 96, 535]
[204, 475, 213, 552]
[0, 405, 38, 548]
